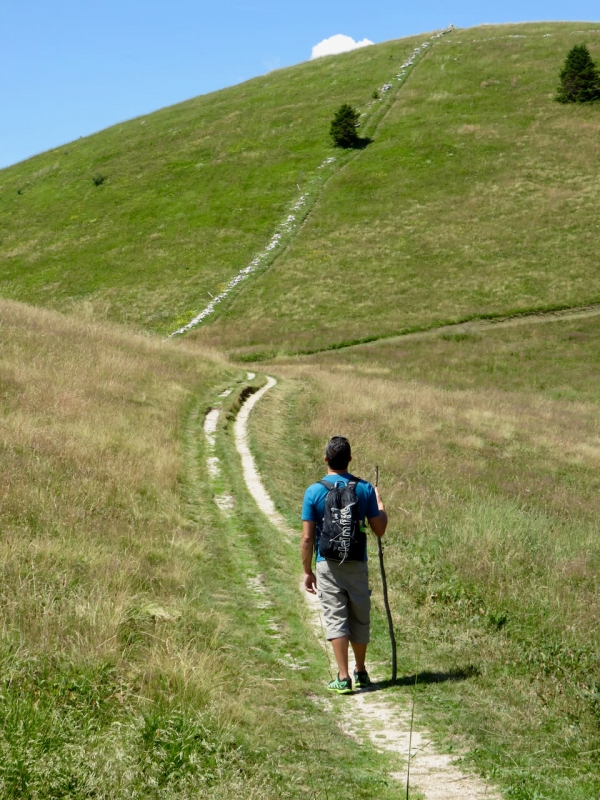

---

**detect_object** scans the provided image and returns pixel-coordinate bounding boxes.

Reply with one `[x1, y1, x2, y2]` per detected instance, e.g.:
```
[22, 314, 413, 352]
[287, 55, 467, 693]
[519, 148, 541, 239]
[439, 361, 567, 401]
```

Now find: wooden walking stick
[375, 465, 397, 684]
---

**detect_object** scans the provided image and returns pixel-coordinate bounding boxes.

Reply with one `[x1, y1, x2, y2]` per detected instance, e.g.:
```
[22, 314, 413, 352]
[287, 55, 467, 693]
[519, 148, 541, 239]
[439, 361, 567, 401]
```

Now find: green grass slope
[193, 22, 600, 356]
[0, 34, 423, 333]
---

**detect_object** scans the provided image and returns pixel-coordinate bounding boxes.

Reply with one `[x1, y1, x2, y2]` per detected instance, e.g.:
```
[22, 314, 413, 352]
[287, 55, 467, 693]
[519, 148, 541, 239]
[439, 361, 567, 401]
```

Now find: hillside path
[233, 376, 503, 800]
[171, 30, 451, 339]
[322, 303, 600, 354]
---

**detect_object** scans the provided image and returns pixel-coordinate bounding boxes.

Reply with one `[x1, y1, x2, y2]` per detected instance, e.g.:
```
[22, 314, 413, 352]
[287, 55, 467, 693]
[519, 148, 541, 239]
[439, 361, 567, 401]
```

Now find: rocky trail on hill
[170, 29, 453, 340]
[202, 376, 503, 799]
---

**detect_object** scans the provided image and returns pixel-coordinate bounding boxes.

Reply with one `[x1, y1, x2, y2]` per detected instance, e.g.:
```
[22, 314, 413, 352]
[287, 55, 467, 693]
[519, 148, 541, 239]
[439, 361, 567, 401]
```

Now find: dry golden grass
[250, 316, 600, 798]
[0, 296, 233, 656]
[0, 303, 399, 799]
[0, 300, 260, 796]
[268, 357, 599, 523]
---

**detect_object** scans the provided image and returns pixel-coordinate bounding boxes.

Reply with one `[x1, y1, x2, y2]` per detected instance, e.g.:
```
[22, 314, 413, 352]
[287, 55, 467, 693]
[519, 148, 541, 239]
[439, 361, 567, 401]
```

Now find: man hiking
[301, 435, 388, 694]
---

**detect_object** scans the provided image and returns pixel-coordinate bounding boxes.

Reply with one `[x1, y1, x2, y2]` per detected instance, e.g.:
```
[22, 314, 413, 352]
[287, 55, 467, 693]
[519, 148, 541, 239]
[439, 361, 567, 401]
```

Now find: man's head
[325, 436, 352, 470]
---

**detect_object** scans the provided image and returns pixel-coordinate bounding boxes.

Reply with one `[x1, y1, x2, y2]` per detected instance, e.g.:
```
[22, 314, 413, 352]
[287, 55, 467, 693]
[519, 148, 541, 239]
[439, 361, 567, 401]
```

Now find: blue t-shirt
[301, 473, 380, 562]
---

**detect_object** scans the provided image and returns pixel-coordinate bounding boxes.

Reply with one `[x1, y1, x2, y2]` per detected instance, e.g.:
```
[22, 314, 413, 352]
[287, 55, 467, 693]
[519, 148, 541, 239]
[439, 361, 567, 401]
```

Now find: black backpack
[316, 477, 365, 564]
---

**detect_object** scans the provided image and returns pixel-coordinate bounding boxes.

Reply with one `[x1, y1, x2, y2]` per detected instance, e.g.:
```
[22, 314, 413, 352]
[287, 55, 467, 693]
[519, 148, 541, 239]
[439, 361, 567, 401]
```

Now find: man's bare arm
[368, 486, 388, 538]
[301, 520, 317, 594]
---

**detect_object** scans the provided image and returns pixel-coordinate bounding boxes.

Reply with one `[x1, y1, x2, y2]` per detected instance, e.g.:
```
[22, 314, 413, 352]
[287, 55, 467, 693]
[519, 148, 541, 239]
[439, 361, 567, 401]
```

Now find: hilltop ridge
[1, 22, 599, 354]
[192, 21, 600, 356]
[0, 32, 423, 332]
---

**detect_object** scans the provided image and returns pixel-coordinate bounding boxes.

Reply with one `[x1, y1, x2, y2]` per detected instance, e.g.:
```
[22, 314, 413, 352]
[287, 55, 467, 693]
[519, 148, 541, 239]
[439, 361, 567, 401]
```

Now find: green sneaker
[327, 675, 353, 694]
[353, 669, 372, 689]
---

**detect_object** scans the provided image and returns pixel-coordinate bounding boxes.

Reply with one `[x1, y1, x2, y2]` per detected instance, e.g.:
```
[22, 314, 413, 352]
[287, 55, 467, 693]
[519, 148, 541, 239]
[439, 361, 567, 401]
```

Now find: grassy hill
[191, 22, 600, 356]
[4, 23, 599, 351]
[0, 301, 236, 795]
[0, 34, 422, 334]
[3, 19, 600, 800]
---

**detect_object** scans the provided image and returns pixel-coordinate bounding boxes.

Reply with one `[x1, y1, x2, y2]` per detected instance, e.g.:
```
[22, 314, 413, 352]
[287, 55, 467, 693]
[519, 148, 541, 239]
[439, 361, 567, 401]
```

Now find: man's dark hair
[325, 436, 351, 470]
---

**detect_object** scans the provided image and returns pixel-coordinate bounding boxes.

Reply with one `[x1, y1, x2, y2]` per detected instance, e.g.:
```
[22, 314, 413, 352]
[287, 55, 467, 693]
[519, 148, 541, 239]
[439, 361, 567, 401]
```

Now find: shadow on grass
[362, 666, 480, 694]
[345, 137, 373, 150]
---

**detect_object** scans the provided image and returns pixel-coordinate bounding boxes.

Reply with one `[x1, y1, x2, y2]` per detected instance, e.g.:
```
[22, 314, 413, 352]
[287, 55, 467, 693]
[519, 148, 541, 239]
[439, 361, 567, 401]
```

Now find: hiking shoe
[327, 675, 353, 694]
[353, 669, 372, 689]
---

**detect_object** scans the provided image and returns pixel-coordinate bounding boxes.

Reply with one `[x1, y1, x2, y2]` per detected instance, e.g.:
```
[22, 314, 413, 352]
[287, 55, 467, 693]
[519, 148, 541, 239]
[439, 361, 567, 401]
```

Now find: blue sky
[1, 1, 598, 169]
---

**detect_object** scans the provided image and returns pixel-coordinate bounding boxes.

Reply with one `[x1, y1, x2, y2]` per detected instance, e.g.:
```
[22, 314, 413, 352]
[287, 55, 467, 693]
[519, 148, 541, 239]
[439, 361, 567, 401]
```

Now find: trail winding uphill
[223, 376, 503, 800]
[170, 29, 454, 340]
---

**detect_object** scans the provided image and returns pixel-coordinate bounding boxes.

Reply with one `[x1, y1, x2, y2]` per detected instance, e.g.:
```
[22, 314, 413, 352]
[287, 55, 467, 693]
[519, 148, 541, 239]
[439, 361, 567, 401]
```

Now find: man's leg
[350, 641, 367, 673]
[346, 563, 370, 680]
[330, 635, 350, 680]
[317, 561, 351, 683]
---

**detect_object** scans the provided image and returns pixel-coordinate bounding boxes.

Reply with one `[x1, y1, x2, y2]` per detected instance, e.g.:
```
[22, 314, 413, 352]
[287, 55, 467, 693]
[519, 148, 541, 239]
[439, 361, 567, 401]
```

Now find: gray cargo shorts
[316, 559, 370, 644]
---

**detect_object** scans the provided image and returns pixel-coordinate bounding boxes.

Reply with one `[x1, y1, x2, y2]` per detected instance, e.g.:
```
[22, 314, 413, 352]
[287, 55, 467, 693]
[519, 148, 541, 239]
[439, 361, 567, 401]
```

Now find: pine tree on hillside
[556, 44, 600, 103]
[329, 104, 360, 148]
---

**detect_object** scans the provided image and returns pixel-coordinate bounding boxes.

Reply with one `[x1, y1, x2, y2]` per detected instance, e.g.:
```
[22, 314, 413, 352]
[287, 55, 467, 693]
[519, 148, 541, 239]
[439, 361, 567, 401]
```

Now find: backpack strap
[315, 482, 333, 532]
[319, 477, 361, 488]
[345, 476, 366, 525]
[314, 481, 334, 555]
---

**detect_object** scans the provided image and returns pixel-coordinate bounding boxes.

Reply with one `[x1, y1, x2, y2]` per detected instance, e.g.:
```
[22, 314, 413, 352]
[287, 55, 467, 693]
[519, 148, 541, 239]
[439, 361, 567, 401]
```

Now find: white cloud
[310, 34, 374, 60]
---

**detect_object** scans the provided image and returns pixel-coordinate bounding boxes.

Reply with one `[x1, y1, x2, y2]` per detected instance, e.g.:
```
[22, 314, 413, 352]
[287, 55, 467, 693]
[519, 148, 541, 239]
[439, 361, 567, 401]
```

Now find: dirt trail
[233, 377, 293, 537]
[332, 303, 600, 354]
[233, 376, 503, 800]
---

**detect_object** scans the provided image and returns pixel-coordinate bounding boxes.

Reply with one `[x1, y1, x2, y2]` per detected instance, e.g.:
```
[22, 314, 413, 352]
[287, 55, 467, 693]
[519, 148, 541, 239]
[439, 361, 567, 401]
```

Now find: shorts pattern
[316, 559, 370, 644]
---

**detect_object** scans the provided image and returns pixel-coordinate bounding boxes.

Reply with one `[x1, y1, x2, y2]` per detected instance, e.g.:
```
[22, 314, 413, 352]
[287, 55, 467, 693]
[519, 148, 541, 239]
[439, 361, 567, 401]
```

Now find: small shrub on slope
[329, 103, 360, 148]
[556, 44, 600, 103]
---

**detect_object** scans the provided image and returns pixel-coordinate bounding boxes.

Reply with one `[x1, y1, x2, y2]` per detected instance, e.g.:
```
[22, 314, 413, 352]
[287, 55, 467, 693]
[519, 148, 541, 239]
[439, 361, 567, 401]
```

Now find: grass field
[193, 22, 600, 356]
[250, 314, 600, 799]
[3, 18, 600, 799]
[0, 34, 422, 334]
[0, 299, 405, 798]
